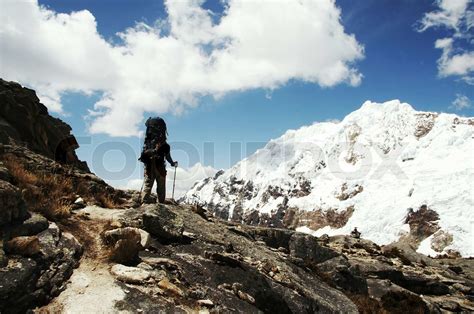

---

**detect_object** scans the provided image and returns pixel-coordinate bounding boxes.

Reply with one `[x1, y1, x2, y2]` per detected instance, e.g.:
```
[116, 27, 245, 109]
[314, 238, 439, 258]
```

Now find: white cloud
[450, 93, 472, 110]
[124, 162, 218, 199]
[418, 0, 474, 83]
[418, 0, 471, 31]
[0, 0, 364, 136]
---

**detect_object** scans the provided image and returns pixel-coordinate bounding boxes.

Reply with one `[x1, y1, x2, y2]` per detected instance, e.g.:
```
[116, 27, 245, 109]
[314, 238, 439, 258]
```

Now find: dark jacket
[140, 142, 174, 173]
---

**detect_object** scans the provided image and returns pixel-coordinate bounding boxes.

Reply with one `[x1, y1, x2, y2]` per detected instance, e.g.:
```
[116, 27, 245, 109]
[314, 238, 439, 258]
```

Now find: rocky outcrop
[0, 78, 88, 171]
[0, 162, 83, 312]
[0, 80, 134, 313]
[116, 204, 360, 313]
[316, 235, 474, 312]
[0, 223, 82, 313]
[62, 203, 472, 313]
[404, 204, 440, 244]
[0, 178, 28, 226]
[414, 112, 438, 138]
[142, 204, 185, 242]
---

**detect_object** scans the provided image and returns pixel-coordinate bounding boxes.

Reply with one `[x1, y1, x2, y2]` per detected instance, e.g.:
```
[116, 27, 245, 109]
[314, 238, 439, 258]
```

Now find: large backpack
[140, 117, 167, 162]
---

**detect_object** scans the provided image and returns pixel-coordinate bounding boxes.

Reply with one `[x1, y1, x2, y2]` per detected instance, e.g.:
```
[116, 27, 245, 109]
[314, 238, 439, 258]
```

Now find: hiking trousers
[142, 163, 166, 203]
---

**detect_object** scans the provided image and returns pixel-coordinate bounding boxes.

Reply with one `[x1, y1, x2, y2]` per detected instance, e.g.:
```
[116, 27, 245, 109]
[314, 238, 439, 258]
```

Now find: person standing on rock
[139, 117, 177, 204]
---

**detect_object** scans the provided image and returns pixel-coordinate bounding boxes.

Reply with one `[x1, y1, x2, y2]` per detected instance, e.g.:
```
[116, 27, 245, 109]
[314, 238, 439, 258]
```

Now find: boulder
[71, 197, 86, 210]
[245, 227, 294, 250]
[37, 223, 61, 258]
[315, 256, 368, 294]
[0, 228, 82, 313]
[349, 258, 405, 284]
[0, 257, 38, 310]
[142, 205, 184, 242]
[367, 279, 429, 313]
[0, 179, 28, 225]
[9, 212, 49, 237]
[401, 271, 450, 296]
[138, 228, 151, 249]
[110, 264, 151, 284]
[140, 257, 180, 270]
[103, 227, 142, 265]
[289, 233, 339, 266]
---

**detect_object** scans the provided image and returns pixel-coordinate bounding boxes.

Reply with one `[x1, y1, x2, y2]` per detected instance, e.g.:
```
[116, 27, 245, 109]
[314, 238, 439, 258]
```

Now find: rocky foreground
[4, 201, 474, 313]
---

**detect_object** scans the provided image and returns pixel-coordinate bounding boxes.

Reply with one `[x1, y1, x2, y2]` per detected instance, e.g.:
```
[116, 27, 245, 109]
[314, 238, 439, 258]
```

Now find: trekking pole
[172, 164, 177, 201]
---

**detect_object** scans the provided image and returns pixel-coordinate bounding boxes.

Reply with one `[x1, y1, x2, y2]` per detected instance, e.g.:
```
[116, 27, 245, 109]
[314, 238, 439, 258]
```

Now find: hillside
[184, 100, 474, 257]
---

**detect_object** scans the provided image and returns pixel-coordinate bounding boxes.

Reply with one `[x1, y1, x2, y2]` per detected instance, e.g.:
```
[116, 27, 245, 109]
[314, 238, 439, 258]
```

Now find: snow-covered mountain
[183, 100, 474, 257]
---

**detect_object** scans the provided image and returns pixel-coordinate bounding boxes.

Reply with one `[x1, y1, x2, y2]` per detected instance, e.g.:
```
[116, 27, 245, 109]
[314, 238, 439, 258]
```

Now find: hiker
[351, 227, 361, 239]
[139, 117, 178, 204]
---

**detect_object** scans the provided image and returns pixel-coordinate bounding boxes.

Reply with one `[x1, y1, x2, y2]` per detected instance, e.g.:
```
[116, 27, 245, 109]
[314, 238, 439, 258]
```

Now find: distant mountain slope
[183, 100, 474, 257]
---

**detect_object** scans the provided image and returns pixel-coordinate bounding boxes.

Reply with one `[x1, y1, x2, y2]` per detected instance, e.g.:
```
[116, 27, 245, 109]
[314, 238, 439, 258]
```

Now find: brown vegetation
[2, 154, 74, 220]
[5, 236, 41, 257]
[95, 192, 121, 209]
[1, 152, 124, 220]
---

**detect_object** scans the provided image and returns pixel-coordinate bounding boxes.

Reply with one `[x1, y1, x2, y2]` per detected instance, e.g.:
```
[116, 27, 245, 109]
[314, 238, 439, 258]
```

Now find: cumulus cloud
[124, 162, 217, 199]
[450, 93, 472, 110]
[418, 0, 474, 83]
[0, 0, 364, 136]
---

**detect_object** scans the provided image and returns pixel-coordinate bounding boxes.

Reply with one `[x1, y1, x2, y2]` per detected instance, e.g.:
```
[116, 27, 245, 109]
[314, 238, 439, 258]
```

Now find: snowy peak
[183, 100, 474, 257]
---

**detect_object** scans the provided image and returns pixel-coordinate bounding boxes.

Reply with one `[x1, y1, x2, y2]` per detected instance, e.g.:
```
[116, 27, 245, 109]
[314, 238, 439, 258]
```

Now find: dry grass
[96, 193, 120, 209]
[3, 155, 38, 185]
[2, 155, 74, 220]
[2, 153, 125, 221]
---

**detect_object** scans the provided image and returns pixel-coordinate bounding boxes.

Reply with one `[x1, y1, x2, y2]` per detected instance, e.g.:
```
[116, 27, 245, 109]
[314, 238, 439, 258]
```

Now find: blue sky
[2, 0, 473, 188]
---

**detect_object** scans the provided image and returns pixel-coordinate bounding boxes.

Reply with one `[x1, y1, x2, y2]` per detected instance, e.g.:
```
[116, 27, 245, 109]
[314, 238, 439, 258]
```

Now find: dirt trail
[37, 206, 129, 314]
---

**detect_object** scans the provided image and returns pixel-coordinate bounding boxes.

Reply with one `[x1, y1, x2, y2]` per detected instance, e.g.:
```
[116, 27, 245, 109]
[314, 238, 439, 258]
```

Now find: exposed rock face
[289, 232, 339, 265]
[431, 230, 454, 252]
[317, 235, 474, 312]
[118, 204, 360, 313]
[414, 112, 438, 138]
[0, 223, 82, 313]
[0, 179, 28, 225]
[0, 78, 88, 171]
[284, 205, 355, 230]
[404, 204, 440, 244]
